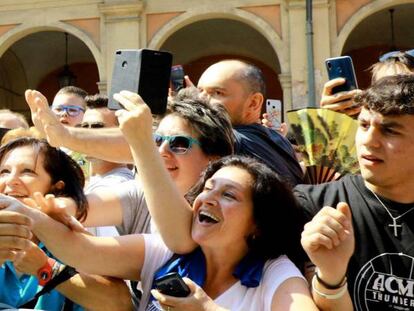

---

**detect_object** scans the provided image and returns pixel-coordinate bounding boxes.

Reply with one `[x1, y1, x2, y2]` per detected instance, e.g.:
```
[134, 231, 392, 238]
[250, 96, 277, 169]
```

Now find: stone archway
[0, 25, 101, 112]
[147, 8, 287, 113]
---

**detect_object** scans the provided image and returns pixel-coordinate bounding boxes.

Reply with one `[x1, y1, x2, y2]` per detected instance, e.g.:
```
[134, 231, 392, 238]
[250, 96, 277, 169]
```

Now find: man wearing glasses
[51, 86, 87, 127]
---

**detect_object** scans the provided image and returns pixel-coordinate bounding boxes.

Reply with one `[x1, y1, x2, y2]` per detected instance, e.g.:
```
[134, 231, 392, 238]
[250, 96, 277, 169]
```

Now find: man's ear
[50, 180, 65, 193]
[246, 92, 264, 119]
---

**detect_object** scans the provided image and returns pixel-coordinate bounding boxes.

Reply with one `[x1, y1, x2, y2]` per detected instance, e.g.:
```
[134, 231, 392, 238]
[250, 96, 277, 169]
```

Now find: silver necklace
[369, 189, 414, 238]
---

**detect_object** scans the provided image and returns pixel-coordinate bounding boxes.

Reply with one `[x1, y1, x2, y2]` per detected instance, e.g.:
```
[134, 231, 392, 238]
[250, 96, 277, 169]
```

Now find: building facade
[0, 0, 413, 120]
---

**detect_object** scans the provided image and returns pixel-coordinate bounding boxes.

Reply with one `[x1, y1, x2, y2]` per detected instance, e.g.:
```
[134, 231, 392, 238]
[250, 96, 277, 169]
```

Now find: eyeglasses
[153, 134, 201, 154]
[80, 122, 105, 129]
[379, 49, 414, 62]
[51, 105, 85, 117]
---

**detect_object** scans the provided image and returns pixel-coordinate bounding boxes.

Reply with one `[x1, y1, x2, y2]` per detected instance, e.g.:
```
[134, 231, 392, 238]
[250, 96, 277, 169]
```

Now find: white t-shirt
[139, 234, 305, 311]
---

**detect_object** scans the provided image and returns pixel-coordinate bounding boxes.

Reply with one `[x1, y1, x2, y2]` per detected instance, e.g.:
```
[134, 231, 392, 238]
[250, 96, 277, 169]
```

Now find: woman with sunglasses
[46, 88, 234, 242]
[4, 89, 316, 310]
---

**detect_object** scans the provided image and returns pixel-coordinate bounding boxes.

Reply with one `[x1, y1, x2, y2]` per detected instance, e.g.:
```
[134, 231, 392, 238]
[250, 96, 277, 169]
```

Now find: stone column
[278, 73, 292, 121]
[99, 1, 144, 93]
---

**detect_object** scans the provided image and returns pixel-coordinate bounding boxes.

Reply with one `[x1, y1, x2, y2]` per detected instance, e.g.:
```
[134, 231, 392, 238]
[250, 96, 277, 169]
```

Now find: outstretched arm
[0, 210, 133, 310]
[25, 89, 133, 163]
[115, 91, 197, 253]
[1, 196, 144, 280]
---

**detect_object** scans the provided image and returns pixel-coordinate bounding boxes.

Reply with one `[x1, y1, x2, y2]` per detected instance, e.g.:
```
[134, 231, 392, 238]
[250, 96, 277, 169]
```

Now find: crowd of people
[0, 50, 413, 311]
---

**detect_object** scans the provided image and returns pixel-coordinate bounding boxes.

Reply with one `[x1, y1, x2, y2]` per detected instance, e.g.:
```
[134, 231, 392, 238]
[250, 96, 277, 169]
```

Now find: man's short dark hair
[85, 94, 109, 109]
[233, 60, 267, 97]
[354, 74, 414, 115]
[56, 86, 88, 99]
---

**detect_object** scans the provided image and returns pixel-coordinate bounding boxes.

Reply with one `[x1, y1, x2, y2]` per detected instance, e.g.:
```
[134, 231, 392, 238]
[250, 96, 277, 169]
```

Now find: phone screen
[108, 49, 172, 114]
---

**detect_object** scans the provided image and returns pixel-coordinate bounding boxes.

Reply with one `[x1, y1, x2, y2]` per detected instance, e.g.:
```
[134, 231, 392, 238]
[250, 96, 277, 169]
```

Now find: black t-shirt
[233, 124, 303, 186]
[295, 175, 414, 311]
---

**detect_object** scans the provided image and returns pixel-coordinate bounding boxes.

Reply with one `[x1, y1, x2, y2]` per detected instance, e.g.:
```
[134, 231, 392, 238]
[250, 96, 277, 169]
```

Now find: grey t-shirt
[115, 180, 152, 235]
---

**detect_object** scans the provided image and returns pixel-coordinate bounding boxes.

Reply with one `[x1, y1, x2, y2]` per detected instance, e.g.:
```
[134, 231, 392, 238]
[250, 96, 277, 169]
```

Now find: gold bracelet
[312, 275, 348, 300]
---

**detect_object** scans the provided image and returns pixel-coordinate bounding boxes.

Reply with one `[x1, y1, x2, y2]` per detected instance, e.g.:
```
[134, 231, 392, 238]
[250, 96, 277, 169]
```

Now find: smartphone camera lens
[327, 62, 332, 70]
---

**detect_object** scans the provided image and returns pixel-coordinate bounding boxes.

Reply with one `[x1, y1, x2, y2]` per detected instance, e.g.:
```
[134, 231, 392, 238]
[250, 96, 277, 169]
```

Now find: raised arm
[115, 91, 197, 253]
[301, 202, 354, 311]
[25, 89, 133, 163]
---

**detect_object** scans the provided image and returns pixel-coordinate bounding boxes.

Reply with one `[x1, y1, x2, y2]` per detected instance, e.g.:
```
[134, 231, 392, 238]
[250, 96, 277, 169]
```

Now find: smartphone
[266, 99, 282, 129]
[171, 65, 185, 92]
[325, 56, 358, 94]
[108, 49, 173, 114]
[154, 272, 190, 297]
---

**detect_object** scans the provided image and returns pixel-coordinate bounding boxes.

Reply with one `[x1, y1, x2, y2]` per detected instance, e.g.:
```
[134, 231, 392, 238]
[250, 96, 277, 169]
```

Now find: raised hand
[23, 193, 88, 234]
[114, 91, 154, 146]
[320, 78, 361, 117]
[25, 89, 68, 147]
[301, 202, 355, 285]
[261, 114, 288, 136]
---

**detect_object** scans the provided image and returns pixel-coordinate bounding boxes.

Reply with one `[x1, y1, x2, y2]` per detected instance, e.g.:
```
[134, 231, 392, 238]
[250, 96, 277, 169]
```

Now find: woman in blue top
[0, 137, 131, 310]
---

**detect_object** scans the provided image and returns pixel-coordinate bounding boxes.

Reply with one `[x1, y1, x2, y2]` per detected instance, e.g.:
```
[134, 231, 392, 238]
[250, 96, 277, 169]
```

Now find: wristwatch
[37, 257, 57, 286]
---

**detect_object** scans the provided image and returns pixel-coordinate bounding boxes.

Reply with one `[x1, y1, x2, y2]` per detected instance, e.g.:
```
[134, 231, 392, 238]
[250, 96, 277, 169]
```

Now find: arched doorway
[0, 30, 99, 119]
[159, 18, 283, 114]
[341, 3, 414, 89]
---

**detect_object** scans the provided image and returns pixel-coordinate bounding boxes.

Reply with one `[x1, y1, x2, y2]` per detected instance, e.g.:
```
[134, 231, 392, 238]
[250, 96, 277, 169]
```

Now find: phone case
[325, 56, 358, 94]
[154, 272, 190, 297]
[108, 49, 172, 114]
[266, 99, 282, 129]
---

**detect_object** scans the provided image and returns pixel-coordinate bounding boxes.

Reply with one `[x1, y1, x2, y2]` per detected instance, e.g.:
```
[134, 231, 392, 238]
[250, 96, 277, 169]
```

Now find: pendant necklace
[369, 189, 414, 238]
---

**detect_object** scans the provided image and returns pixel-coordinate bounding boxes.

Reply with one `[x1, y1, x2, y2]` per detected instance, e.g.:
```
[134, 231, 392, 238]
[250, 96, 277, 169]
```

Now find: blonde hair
[1, 127, 42, 145]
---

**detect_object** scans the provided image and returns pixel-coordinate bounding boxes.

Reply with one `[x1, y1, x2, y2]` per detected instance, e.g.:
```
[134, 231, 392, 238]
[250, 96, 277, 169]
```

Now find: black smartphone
[108, 49, 173, 114]
[171, 65, 185, 92]
[154, 272, 190, 297]
[325, 56, 358, 94]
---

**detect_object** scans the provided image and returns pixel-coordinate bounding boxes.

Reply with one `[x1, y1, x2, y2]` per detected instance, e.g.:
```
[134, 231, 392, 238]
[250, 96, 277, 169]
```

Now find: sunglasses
[153, 134, 201, 154]
[80, 122, 105, 129]
[51, 105, 85, 117]
[379, 49, 414, 62]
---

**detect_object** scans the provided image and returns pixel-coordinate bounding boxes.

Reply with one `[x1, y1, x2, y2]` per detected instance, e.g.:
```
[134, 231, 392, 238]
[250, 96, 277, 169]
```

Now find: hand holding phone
[154, 272, 191, 297]
[323, 56, 361, 116]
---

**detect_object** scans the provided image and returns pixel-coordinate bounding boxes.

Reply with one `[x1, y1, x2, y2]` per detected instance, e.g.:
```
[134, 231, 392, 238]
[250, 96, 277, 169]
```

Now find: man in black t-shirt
[299, 75, 414, 311]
